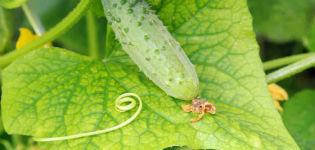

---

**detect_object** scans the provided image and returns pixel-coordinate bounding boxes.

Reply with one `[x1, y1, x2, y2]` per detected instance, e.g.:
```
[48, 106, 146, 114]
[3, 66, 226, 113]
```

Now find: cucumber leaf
[283, 90, 315, 150]
[1, 0, 299, 149]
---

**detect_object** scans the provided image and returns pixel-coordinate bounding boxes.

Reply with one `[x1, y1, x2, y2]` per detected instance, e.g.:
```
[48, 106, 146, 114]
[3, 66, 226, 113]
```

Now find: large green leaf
[248, 0, 315, 42]
[283, 90, 315, 150]
[1, 0, 299, 149]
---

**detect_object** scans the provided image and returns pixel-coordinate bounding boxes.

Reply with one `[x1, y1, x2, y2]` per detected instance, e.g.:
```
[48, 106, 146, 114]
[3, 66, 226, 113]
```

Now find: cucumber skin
[102, 0, 199, 100]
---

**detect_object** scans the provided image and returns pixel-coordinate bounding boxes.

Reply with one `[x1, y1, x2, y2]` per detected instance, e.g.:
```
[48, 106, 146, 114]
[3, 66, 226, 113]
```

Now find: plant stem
[105, 25, 114, 58]
[86, 11, 99, 59]
[0, 0, 92, 69]
[11, 135, 24, 149]
[266, 55, 315, 84]
[22, 3, 45, 35]
[0, 139, 14, 150]
[263, 53, 315, 71]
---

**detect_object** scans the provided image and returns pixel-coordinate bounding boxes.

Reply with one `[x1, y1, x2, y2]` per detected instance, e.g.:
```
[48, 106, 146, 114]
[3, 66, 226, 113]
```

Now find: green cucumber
[102, 0, 199, 100]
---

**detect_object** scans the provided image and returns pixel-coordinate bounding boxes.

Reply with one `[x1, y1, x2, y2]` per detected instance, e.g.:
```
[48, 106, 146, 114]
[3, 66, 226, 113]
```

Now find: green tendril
[33, 93, 142, 142]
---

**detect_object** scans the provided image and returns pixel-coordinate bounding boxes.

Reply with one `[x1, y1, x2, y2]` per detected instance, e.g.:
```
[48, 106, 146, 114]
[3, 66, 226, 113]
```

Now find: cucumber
[101, 0, 199, 100]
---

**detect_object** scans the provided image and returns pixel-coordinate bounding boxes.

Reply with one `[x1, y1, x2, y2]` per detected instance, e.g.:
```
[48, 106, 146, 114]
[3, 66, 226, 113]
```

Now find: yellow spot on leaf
[268, 83, 288, 111]
[16, 28, 51, 49]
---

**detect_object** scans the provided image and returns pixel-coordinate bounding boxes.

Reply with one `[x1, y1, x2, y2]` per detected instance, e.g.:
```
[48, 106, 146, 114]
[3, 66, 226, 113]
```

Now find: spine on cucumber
[101, 0, 199, 100]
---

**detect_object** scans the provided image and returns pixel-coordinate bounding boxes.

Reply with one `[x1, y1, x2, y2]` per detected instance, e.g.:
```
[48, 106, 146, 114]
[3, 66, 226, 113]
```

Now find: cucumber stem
[105, 25, 115, 58]
[86, 11, 99, 59]
[263, 53, 315, 71]
[0, 139, 14, 150]
[266, 55, 315, 84]
[0, 0, 92, 68]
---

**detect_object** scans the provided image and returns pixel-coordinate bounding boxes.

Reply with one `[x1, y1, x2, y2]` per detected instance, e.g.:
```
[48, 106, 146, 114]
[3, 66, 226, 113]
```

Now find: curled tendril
[33, 93, 142, 142]
[115, 93, 138, 112]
